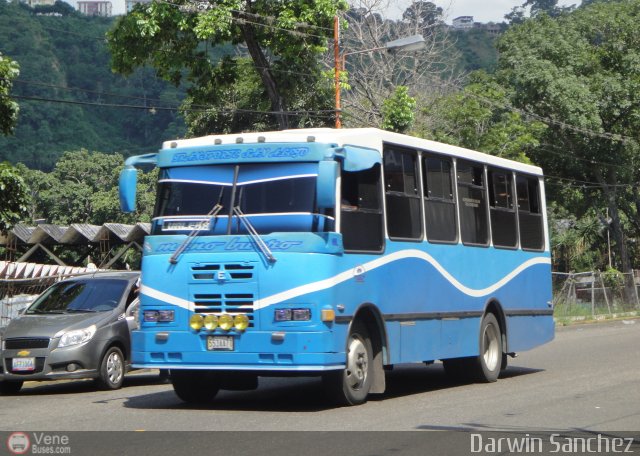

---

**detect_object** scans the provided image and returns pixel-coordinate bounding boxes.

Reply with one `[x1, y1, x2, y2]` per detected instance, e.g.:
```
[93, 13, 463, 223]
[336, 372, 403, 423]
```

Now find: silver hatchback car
[0, 271, 142, 394]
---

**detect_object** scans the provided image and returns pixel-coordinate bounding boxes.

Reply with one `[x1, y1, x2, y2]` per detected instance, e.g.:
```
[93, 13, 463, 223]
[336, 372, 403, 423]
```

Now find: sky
[388, 0, 579, 23]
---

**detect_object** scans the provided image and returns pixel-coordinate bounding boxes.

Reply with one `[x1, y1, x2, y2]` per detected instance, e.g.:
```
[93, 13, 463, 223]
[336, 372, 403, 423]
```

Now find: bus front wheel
[323, 322, 373, 406]
[443, 313, 502, 383]
[171, 370, 219, 404]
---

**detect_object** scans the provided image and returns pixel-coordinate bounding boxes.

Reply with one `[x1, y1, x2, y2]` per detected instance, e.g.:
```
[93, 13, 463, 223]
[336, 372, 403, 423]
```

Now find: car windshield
[26, 279, 130, 314]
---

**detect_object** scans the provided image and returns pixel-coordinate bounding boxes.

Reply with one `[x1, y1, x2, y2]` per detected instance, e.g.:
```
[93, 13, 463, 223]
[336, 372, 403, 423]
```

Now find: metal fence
[552, 271, 640, 319]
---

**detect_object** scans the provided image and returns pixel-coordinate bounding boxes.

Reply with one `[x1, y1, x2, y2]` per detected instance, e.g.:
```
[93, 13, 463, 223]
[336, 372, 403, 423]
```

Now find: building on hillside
[77, 0, 112, 16]
[125, 0, 151, 13]
[22, 0, 55, 7]
[451, 16, 474, 30]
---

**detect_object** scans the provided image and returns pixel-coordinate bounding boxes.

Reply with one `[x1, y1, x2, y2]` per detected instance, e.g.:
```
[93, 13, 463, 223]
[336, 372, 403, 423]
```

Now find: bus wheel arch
[324, 303, 387, 405]
[351, 304, 387, 394]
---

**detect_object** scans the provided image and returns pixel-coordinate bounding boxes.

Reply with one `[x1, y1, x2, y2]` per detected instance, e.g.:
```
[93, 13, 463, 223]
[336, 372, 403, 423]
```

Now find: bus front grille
[193, 293, 255, 328]
[191, 263, 254, 281]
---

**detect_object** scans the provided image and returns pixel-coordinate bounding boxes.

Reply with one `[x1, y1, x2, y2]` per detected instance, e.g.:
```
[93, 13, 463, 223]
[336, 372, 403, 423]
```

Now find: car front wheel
[96, 346, 125, 390]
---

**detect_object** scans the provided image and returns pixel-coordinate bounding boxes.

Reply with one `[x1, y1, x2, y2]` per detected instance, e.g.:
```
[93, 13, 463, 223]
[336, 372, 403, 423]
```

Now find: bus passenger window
[457, 160, 488, 246]
[516, 175, 544, 251]
[383, 147, 422, 240]
[489, 169, 517, 249]
[341, 165, 384, 252]
[423, 155, 457, 243]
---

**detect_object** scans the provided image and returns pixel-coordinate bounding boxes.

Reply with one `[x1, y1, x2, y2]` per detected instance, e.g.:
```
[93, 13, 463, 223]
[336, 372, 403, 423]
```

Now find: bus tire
[443, 313, 502, 383]
[171, 370, 219, 404]
[477, 313, 502, 382]
[323, 322, 373, 406]
[0, 380, 23, 395]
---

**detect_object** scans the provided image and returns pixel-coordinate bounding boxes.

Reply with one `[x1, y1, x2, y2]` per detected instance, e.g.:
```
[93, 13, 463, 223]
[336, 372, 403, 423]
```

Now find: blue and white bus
[119, 128, 554, 405]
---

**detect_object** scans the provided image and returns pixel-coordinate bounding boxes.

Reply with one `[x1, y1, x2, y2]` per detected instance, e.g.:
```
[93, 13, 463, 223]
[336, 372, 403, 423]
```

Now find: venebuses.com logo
[6, 433, 30, 455]
[6, 432, 71, 455]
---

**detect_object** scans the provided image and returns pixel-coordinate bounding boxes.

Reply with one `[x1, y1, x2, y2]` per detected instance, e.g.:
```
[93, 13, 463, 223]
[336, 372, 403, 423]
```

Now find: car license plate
[12, 357, 35, 372]
[207, 336, 234, 351]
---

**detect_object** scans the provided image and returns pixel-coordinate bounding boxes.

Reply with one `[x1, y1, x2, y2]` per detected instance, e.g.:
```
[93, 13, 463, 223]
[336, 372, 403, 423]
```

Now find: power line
[9, 93, 336, 118]
[13, 78, 180, 106]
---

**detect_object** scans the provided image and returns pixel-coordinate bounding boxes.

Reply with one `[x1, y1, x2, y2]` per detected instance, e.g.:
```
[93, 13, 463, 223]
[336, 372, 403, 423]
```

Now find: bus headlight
[189, 314, 204, 331]
[204, 314, 218, 331]
[274, 308, 311, 321]
[234, 314, 249, 331]
[218, 314, 233, 331]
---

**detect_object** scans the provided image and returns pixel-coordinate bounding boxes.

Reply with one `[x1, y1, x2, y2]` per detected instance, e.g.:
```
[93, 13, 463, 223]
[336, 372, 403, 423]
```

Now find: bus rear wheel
[171, 370, 220, 404]
[443, 313, 502, 383]
[323, 322, 373, 406]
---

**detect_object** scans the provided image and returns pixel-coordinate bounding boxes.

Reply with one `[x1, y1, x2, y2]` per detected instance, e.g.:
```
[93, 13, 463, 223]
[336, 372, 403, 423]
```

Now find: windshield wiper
[66, 309, 97, 313]
[233, 206, 277, 264]
[169, 202, 224, 265]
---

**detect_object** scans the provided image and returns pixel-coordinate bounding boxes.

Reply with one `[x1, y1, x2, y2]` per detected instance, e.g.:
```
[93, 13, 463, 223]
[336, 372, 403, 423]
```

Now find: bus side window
[516, 175, 544, 251]
[383, 146, 422, 240]
[457, 160, 489, 246]
[488, 168, 518, 249]
[423, 154, 457, 243]
[341, 165, 384, 252]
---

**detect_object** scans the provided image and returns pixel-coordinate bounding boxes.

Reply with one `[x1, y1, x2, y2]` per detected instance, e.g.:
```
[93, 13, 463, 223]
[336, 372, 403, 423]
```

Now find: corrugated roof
[0, 223, 150, 246]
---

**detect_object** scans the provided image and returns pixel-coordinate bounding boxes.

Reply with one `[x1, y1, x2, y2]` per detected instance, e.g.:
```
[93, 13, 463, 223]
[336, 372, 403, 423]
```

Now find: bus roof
[162, 128, 544, 176]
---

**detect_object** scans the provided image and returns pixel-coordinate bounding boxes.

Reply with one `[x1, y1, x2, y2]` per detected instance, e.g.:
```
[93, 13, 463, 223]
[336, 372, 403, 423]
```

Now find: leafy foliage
[495, 0, 640, 275]
[0, 51, 19, 135]
[419, 72, 546, 163]
[0, 162, 29, 234]
[108, 0, 347, 134]
[381, 86, 416, 133]
[16, 150, 157, 225]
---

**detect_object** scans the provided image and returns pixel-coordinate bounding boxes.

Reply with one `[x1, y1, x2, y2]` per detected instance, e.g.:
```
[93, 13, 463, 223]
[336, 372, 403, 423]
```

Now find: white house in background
[452, 16, 474, 30]
[77, 0, 112, 16]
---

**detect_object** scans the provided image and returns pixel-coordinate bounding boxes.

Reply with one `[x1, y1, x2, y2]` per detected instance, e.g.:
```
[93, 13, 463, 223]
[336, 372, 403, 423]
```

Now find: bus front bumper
[131, 329, 346, 372]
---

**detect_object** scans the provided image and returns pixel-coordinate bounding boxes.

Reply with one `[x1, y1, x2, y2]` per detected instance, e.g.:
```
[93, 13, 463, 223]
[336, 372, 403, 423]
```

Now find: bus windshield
[152, 163, 333, 235]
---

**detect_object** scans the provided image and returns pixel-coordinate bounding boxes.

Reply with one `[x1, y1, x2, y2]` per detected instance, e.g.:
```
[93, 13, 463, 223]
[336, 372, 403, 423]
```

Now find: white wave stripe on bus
[138, 251, 551, 312]
[140, 284, 194, 311]
[253, 250, 551, 310]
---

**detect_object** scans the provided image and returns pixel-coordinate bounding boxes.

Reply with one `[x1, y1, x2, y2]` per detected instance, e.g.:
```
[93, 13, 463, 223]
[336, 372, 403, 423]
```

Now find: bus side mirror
[317, 161, 338, 210]
[119, 167, 138, 213]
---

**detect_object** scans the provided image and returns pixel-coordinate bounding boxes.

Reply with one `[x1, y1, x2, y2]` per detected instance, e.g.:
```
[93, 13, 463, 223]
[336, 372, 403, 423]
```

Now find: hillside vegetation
[0, 1, 185, 170]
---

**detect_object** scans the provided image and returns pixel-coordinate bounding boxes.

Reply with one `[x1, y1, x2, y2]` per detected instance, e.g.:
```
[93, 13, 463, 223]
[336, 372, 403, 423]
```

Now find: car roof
[59, 271, 140, 282]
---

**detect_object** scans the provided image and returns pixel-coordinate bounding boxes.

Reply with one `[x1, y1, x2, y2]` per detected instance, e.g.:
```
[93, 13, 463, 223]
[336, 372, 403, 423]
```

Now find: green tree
[419, 72, 546, 163]
[26, 150, 156, 225]
[0, 162, 29, 234]
[381, 86, 416, 133]
[0, 51, 19, 135]
[108, 0, 347, 134]
[495, 1, 640, 285]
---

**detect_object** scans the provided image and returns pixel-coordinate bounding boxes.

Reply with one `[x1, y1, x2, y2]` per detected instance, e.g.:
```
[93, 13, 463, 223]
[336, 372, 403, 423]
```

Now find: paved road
[1, 319, 639, 432]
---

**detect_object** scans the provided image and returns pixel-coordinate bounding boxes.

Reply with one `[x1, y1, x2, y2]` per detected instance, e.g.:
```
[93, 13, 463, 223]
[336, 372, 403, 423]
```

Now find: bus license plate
[12, 357, 35, 372]
[207, 336, 234, 351]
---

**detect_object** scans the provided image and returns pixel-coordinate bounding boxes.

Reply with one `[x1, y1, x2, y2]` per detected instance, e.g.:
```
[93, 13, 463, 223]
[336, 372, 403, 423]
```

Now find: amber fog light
[234, 314, 249, 331]
[189, 314, 204, 331]
[218, 314, 233, 331]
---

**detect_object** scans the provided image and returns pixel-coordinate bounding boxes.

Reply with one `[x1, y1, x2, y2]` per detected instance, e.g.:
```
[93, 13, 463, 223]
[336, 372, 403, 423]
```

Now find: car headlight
[58, 325, 97, 348]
